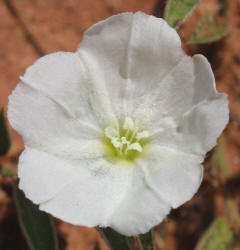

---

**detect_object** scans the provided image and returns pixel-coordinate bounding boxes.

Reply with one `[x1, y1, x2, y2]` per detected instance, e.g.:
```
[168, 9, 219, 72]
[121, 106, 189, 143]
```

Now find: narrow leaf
[189, 15, 229, 44]
[126, 237, 135, 250]
[0, 108, 10, 156]
[194, 218, 234, 250]
[14, 186, 58, 250]
[98, 227, 131, 250]
[137, 230, 156, 250]
[164, 0, 202, 28]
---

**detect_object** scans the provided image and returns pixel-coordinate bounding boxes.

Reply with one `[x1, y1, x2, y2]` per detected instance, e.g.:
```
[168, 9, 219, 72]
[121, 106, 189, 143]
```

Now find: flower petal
[178, 93, 229, 155]
[109, 145, 202, 235]
[134, 55, 195, 126]
[141, 145, 203, 209]
[150, 55, 229, 155]
[8, 52, 114, 158]
[16, 52, 100, 121]
[177, 55, 229, 154]
[78, 12, 184, 118]
[191, 55, 217, 104]
[18, 147, 84, 204]
[108, 166, 171, 236]
[39, 162, 133, 229]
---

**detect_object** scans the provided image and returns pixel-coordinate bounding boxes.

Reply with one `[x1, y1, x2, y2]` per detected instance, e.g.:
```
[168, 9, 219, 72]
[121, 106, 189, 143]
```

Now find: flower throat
[103, 117, 149, 162]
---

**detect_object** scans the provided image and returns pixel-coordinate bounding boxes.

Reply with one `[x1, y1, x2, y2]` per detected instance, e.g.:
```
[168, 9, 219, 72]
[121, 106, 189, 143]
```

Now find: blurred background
[0, 0, 240, 249]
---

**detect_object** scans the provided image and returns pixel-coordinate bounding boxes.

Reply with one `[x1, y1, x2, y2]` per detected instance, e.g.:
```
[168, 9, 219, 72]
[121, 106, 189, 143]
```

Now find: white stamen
[128, 143, 142, 152]
[121, 137, 130, 145]
[129, 129, 137, 143]
[105, 127, 118, 139]
[111, 137, 122, 148]
[123, 117, 134, 130]
[104, 117, 150, 156]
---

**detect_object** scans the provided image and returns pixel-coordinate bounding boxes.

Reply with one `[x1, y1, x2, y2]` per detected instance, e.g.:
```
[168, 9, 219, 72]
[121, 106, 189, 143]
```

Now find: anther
[104, 117, 149, 159]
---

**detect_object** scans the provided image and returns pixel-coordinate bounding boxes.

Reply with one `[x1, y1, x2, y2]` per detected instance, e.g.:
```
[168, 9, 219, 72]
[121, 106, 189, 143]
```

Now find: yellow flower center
[103, 117, 149, 163]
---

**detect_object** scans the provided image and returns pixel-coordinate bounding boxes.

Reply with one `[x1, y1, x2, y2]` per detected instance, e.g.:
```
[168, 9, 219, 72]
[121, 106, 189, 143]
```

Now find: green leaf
[0, 165, 17, 178]
[14, 186, 58, 250]
[0, 108, 10, 156]
[195, 218, 234, 250]
[189, 15, 229, 44]
[164, 0, 202, 28]
[98, 227, 131, 250]
[137, 230, 156, 250]
[126, 237, 135, 250]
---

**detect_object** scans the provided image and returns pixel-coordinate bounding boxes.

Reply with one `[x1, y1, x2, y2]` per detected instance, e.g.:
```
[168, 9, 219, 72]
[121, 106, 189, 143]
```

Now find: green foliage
[126, 237, 135, 250]
[195, 218, 234, 250]
[98, 227, 131, 250]
[14, 186, 58, 250]
[137, 230, 156, 250]
[189, 15, 229, 44]
[0, 108, 10, 156]
[164, 0, 202, 28]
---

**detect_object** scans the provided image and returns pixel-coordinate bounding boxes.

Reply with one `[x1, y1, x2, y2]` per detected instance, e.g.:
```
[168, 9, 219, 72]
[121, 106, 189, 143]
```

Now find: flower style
[8, 12, 229, 236]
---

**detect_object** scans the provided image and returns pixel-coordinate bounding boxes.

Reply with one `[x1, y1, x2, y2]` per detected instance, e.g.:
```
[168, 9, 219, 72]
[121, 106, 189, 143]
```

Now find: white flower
[8, 12, 229, 236]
